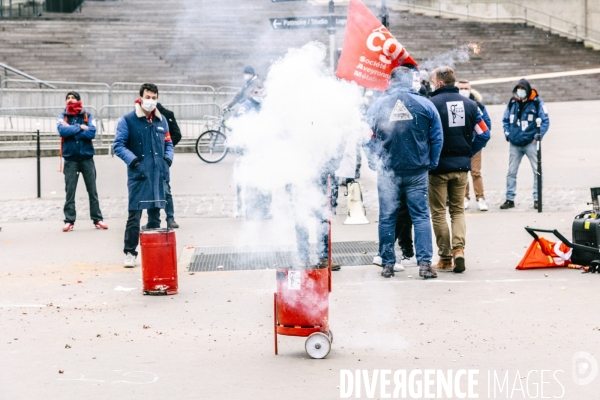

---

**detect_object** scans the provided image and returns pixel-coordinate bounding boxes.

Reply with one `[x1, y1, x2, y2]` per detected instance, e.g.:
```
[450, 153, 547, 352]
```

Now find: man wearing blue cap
[224, 65, 259, 110]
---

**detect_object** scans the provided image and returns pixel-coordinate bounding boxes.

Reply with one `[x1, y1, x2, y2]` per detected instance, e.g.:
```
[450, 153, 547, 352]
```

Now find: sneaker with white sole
[464, 198, 470, 209]
[374, 256, 403, 271]
[400, 255, 417, 266]
[123, 252, 136, 268]
[477, 198, 488, 211]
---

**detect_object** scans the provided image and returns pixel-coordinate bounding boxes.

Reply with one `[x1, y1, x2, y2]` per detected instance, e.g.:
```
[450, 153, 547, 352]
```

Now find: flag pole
[328, 1, 336, 71]
[380, 0, 389, 27]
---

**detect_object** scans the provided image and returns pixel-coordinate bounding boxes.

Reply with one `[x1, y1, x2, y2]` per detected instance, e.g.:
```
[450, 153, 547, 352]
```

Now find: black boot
[319, 258, 341, 271]
[500, 200, 515, 210]
[381, 264, 395, 278]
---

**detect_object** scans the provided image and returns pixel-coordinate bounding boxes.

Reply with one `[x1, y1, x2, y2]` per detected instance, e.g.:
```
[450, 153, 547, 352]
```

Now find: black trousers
[124, 208, 161, 256]
[147, 181, 175, 226]
[396, 192, 414, 258]
[63, 158, 103, 224]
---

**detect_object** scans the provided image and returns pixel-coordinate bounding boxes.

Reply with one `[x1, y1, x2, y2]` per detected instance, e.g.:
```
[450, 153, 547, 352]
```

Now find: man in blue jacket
[57, 91, 107, 232]
[113, 83, 174, 268]
[428, 67, 490, 274]
[500, 78, 550, 210]
[365, 66, 444, 279]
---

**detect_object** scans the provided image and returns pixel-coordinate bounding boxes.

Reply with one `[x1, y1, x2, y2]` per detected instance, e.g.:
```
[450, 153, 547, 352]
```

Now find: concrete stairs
[0, 1, 598, 104]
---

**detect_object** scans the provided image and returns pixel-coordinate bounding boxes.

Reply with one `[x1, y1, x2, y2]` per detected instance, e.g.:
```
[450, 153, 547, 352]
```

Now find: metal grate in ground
[188, 241, 402, 272]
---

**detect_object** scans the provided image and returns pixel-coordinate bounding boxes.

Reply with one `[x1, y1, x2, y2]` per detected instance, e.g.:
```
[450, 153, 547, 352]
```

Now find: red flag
[335, 0, 417, 90]
[516, 236, 572, 270]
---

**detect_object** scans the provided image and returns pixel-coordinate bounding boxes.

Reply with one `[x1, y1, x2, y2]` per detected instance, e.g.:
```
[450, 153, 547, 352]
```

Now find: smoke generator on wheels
[273, 176, 335, 359]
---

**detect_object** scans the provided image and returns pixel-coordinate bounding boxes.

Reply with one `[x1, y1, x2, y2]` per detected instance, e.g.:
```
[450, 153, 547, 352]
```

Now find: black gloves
[164, 158, 172, 167]
[130, 158, 140, 168]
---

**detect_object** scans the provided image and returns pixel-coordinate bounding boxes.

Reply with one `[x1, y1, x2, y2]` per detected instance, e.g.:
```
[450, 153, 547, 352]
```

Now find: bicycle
[195, 109, 232, 163]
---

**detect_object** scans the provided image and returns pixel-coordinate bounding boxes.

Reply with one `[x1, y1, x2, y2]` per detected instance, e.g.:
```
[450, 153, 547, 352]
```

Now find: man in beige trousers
[427, 68, 490, 273]
[457, 80, 492, 212]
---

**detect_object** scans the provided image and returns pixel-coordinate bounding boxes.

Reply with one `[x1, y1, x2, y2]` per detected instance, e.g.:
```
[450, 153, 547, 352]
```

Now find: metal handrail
[110, 82, 215, 94]
[0, 63, 56, 89]
[391, 1, 600, 47]
[1, 78, 109, 90]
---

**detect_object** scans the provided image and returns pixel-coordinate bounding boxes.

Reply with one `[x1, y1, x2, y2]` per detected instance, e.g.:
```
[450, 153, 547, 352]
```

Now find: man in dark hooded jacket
[57, 91, 107, 232]
[365, 66, 444, 279]
[500, 78, 550, 210]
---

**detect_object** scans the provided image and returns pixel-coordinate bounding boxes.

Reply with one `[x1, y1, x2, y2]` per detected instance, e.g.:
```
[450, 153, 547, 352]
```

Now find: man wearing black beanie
[57, 91, 107, 232]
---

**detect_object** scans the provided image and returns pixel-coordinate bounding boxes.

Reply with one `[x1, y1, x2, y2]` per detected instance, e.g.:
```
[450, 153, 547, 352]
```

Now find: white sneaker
[124, 252, 136, 268]
[477, 198, 489, 211]
[373, 256, 382, 266]
[400, 255, 418, 266]
[464, 198, 470, 209]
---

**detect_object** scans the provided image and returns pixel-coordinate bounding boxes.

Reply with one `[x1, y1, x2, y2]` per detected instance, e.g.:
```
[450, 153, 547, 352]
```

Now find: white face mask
[516, 89, 527, 99]
[459, 89, 470, 98]
[252, 96, 263, 104]
[141, 98, 157, 112]
[243, 74, 253, 81]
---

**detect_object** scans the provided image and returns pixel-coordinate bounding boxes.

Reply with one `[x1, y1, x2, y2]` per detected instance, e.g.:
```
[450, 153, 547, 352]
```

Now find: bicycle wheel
[195, 130, 228, 163]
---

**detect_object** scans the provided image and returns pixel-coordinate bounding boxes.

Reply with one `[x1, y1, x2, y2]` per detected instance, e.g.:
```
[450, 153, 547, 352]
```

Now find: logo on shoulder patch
[389, 100, 413, 122]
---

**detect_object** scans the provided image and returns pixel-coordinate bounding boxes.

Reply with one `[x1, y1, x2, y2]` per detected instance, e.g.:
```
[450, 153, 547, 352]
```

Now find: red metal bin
[139, 228, 178, 295]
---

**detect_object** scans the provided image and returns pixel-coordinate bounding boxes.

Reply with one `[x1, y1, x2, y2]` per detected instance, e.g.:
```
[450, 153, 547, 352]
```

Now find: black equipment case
[571, 211, 600, 265]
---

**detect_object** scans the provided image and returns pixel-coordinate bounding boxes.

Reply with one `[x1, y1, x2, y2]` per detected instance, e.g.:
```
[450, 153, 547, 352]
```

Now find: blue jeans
[377, 169, 432, 266]
[506, 142, 540, 201]
[288, 183, 329, 263]
[296, 215, 328, 263]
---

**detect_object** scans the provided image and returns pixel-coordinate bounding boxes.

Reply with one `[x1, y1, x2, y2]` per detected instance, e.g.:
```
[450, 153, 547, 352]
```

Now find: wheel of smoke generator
[305, 332, 331, 359]
[195, 130, 228, 163]
[328, 330, 334, 344]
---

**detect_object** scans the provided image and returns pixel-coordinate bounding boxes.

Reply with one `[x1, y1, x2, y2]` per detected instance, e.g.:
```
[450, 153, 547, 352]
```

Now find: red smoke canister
[274, 266, 332, 358]
[139, 229, 178, 295]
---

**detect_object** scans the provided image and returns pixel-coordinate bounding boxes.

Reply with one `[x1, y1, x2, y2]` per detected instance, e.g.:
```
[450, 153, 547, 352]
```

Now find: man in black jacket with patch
[156, 103, 181, 228]
[428, 67, 490, 273]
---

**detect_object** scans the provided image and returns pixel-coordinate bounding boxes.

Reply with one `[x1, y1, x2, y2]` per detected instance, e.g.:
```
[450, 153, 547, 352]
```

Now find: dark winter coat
[364, 84, 444, 175]
[227, 75, 259, 108]
[157, 103, 182, 146]
[57, 109, 96, 161]
[113, 103, 174, 210]
[429, 85, 490, 174]
[469, 89, 491, 131]
[502, 79, 549, 147]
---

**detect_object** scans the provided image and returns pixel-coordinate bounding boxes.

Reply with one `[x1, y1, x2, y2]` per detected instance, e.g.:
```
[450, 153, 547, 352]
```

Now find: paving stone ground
[0, 187, 591, 223]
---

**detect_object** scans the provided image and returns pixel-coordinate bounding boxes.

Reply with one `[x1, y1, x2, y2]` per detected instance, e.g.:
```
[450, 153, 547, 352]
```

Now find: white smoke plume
[420, 43, 478, 72]
[229, 41, 370, 264]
